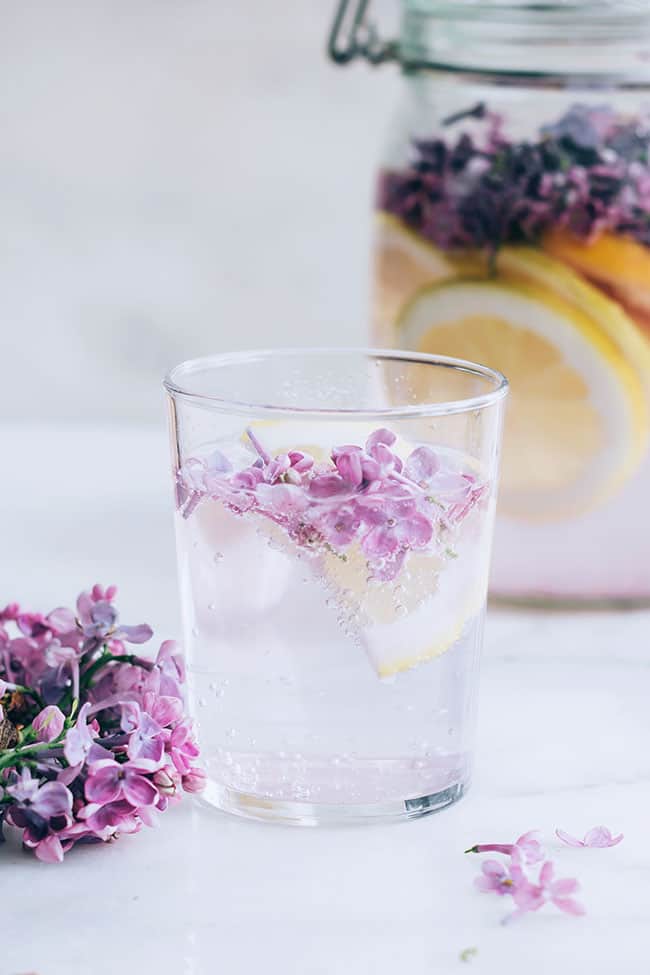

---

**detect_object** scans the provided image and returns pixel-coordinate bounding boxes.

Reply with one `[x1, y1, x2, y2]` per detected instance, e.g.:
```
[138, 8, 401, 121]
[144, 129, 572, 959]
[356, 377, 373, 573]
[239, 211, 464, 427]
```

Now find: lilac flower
[255, 482, 309, 519]
[32, 705, 65, 743]
[404, 445, 440, 484]
[76, 585, 153, 653]
[63, 703, 95, 765]
[6, 767, 72, 817]
[466, 830, 545, 865]
[332, 446, 365, 488]
[80, 798, 143, 835]
[154, 640, 186, 699]
[379, 102, 650, 255]
[176, 428, 488, 586]
[509, 860, 585, 921]
[16, 606, 76, 643]
[315, 504, 362, 548]
[0, 585, 198, 863]
[556, 826, 624, 848]
[142, 692, 184, 727]
[85, 759, 159, 807]
[475, 859, 521, 897]
[126, 711, 165, 767]
[182, 767, 208, 794]
[167, 719, 201, 775]
[5, 768, 73, 863]
[153, 766, 182, 802]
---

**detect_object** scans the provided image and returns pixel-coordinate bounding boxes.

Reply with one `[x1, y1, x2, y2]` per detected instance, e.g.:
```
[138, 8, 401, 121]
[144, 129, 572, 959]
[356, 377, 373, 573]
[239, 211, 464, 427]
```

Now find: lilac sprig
[378, 102, 650, 257]
[467, 825, 624, 923]
[177, 428, 486, 582]
[0, 586, 204, 863]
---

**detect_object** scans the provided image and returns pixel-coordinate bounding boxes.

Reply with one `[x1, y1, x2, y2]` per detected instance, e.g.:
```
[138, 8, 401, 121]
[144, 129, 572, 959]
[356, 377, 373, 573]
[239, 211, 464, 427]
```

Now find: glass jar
[329, 0, 650, 604]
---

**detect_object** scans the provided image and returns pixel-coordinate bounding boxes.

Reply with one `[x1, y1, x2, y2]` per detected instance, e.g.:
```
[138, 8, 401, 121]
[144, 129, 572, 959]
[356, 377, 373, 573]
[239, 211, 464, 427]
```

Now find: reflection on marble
[2, 428, 650, 974]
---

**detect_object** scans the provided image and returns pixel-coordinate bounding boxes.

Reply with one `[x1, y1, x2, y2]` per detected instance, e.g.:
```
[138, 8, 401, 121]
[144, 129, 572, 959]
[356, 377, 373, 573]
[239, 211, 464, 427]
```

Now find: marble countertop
[2, 426, 649, 975]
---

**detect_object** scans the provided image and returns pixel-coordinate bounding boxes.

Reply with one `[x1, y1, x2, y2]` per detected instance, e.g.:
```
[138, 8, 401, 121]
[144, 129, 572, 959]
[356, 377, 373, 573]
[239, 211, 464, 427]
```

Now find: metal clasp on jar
[327, 0, 398, 66]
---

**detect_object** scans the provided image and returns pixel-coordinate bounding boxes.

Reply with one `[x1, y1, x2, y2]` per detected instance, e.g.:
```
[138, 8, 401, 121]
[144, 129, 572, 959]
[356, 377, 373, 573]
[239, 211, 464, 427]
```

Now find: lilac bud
[153, 767, 180, 798]
[182, 767, 208, 794]
[32, 705, 65, 743]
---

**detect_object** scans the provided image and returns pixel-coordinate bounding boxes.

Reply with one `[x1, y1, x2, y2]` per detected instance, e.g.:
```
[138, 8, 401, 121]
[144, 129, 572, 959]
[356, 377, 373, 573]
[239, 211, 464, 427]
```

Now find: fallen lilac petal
[556, 826, 624, 848]
[583, 826, 624, 848]
[555, 828, 585, 847]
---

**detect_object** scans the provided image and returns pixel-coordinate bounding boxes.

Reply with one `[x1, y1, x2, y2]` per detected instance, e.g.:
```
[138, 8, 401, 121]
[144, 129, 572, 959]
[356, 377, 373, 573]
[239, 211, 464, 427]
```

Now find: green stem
[81, 653, 141, 691]
[0, 738, 64, 772]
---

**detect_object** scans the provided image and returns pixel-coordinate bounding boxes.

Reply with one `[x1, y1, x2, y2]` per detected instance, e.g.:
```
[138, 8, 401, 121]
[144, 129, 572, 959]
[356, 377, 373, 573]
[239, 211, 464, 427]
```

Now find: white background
[0, 0, 397, 425]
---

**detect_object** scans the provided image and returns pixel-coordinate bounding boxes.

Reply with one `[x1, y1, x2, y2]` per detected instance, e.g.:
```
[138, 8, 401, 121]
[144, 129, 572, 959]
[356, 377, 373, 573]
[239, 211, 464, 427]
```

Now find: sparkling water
[174, 438, 491, 822]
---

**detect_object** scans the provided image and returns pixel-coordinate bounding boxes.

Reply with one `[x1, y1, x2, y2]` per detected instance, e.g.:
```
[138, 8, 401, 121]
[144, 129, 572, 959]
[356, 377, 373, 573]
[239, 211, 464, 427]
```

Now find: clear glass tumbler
[164, 349, 507, 825]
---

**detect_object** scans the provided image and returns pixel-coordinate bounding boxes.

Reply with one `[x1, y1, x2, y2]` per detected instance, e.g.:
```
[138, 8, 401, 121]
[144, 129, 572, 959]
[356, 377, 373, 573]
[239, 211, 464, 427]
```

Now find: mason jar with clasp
[328, 0, 650, 605]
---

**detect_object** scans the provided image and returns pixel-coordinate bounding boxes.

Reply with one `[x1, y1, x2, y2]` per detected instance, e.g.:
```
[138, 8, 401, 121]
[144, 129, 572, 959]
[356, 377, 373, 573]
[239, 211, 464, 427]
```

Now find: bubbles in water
[198, 698, 207, 708]
[207, 602, 216, 611]
[213, 551, 224, 563]
[191, 626, 199, 637]
[225, 728, 236, 740]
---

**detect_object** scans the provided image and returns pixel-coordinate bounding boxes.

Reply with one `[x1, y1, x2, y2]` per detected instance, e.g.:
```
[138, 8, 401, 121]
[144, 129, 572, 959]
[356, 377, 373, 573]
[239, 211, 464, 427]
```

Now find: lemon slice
[321, 523, 490, 679]
[541, 228, 650, 339]
[543, 227, 650, 292]
[243, 420, 489, 677]
[373, 213, 483, 344]
[398, 277, 648, 519]
[496, 244, 650, 388]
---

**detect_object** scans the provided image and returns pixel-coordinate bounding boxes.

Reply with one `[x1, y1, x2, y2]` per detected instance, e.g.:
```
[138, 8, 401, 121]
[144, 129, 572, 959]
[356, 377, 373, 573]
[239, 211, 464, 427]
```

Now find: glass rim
[163, 348, 509, 419]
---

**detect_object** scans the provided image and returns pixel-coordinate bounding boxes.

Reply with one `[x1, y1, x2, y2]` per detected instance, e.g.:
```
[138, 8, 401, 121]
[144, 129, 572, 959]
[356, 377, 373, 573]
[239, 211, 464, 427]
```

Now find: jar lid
[400, 0, 650, 81]
[328, 0, 650, 82]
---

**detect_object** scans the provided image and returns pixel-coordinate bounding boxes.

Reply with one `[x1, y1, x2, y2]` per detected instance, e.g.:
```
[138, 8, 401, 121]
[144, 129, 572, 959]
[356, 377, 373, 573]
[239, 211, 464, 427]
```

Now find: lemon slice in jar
[373, 213, 484, 343]
[397, 277, 648, 520]
[542, 227, 650, 337]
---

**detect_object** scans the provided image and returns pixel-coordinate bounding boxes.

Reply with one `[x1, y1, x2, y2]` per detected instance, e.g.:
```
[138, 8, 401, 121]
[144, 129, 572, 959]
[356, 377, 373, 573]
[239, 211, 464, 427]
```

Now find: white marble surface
[2, 426, 650, 974]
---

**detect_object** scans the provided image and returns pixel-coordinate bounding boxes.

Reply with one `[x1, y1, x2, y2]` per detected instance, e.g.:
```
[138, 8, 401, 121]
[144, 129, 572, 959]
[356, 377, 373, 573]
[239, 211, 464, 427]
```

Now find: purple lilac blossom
[0, 585, 204, 862]
[378, 103, 650, 255]
[177, 429, 487, 584]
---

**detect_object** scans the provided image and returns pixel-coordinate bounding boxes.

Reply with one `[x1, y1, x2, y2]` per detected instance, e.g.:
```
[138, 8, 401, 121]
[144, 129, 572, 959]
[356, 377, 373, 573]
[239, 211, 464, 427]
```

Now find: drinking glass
[164, 349, 507, 824]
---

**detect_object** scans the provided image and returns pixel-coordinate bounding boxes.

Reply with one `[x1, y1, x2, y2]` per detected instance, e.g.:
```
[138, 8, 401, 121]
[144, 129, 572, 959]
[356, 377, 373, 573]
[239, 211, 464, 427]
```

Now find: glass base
[490, 592, 650, 611]
[199, 778, 467, 826]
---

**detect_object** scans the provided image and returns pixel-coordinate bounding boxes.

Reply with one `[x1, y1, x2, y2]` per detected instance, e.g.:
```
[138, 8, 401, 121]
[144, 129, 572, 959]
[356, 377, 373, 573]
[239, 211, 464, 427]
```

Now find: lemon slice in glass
[321, 536, 489, 679]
